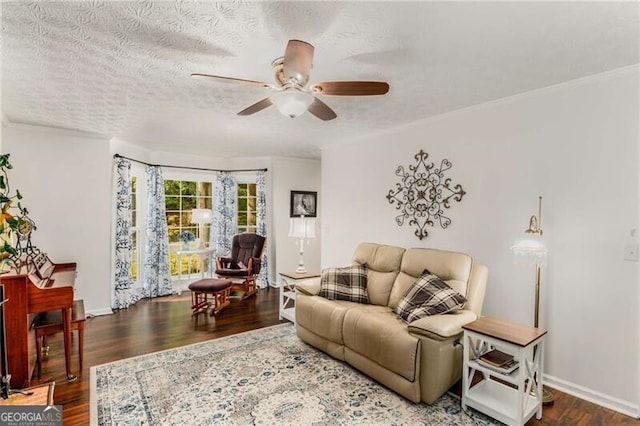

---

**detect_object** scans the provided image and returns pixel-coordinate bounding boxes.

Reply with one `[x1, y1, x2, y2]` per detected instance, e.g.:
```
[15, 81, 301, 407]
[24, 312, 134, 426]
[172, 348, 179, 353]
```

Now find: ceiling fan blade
[308, 97, 337, 121]
[237, 97, 273, 116]
[310, 81, 389, 96]
[283, 40, 314, 85]
[191, 73, 271, 88]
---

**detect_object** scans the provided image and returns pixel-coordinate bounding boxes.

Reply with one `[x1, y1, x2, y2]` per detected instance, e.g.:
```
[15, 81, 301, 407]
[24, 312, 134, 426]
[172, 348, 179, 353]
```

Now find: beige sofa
[295, 243, 488, 404]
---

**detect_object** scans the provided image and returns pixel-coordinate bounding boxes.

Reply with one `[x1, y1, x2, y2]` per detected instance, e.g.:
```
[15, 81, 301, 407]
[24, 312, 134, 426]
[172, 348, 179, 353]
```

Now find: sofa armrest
[408, 309, 478, 339]
[294, 277, 321, 296]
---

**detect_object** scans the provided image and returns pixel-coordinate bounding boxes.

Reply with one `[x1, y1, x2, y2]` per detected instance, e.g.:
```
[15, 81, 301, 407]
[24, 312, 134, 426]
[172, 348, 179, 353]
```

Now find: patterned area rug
[91, 324, 497, 425]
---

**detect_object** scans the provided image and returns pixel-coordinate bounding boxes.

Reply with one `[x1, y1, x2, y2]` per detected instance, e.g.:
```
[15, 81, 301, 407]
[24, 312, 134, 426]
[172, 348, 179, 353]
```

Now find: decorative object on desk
[288, 216, 315, 273]
[0, 154, 26, 272]
[386, 150, 466, 240]
[510, 195, 553, 406]
[190, 209, 212, 248]
[179, 230, 196, 250]
[290, 190, 317, 217]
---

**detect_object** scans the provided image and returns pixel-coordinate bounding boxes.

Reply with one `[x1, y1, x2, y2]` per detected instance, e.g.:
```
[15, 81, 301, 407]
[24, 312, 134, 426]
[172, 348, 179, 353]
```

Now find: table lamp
[191, 209, 212, 248]
[289, 216, 316, 273]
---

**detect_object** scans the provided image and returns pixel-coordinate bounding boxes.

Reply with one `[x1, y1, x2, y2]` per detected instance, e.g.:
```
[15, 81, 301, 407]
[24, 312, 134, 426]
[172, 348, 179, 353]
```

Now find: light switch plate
[624, 244, 639, 261]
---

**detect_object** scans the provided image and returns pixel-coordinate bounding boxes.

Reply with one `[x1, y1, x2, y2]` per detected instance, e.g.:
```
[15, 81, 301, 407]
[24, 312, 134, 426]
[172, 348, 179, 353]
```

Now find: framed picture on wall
[290, 191, 317, 217]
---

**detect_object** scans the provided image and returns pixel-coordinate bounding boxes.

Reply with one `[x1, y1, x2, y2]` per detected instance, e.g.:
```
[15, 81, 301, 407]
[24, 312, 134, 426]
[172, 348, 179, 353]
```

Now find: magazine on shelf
[477, 357, 519, 375]
[478, 348, 513, 367]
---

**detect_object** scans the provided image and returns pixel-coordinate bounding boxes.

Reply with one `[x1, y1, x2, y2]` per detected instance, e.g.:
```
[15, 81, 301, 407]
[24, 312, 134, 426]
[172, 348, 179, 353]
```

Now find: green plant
[0, 154, 23, 269]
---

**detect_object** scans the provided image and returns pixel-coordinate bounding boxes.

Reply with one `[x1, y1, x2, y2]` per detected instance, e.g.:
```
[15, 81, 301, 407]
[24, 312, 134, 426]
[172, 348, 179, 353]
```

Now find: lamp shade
[191, 208, 212, 224]
[289, 217, 316, 239]
[511, 234, 548, 266]
[271, 90, 313, 118]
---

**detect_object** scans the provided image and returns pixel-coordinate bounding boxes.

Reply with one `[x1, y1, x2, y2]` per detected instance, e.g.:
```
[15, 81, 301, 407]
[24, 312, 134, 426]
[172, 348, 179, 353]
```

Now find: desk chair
[34, 299, 85, 379]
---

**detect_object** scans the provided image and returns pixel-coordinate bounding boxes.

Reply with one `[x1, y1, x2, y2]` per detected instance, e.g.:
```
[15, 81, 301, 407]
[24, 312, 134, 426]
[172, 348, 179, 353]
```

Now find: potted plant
[0, 154, 24, 272]
[179, 230, 196, 250]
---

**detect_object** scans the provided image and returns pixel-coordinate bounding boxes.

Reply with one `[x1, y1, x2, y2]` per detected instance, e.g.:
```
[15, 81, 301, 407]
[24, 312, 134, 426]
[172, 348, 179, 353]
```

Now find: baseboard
[544, 374, 639, 419]
[86, 308, 114, 317]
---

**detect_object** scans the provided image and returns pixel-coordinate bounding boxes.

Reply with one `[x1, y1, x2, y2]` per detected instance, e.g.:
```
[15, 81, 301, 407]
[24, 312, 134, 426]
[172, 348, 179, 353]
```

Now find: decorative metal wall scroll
[386, 150, 466, 240]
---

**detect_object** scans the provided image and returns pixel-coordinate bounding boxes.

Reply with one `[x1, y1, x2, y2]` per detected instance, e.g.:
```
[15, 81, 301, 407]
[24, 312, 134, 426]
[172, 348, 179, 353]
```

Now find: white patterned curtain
[210, 172, 237, 258]
[256, 171, 269, 288]
[112, 158, 140, 309]
[143, 166, 173, 298]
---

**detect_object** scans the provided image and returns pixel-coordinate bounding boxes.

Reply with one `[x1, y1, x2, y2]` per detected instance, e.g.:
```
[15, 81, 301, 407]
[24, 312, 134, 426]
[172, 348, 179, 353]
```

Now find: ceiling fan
[191, 39, 389, 121]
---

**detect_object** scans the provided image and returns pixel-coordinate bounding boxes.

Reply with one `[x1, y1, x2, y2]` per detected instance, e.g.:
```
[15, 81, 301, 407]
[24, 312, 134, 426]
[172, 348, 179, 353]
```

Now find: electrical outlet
[624, 243, 639, 261]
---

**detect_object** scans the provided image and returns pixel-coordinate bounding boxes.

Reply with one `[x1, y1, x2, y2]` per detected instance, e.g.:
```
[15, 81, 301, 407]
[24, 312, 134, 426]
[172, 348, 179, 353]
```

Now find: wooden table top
[279, 271, 321, 280]
[463, 316, 547, 347]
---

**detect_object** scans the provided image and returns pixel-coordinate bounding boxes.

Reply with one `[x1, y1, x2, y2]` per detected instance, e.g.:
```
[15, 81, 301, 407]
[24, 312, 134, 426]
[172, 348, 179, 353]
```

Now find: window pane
[131, 177, 137, 192]
[165, 196, 180, 210]
[180, 181, 196, 196]
[238, 212, 247, 226]
[164, 180, 180, 195]
[238, 197, 247, 212]
[131, 211, 137, 227]
[197, 182, 212, 197]
[237, 184, 247, 197]
[168, 228, 180, 242]
[248, 198, 256, 211]
[238, 226, 247, 233]
[131, 250, 137, 279]
[180, 212, 193, 227]
[182, 196, 196, 210]
[196, 197, 212, 209]
[166, 212, 180, 227]
[248, 212, 256, 226]
[248, 184, 256, 196]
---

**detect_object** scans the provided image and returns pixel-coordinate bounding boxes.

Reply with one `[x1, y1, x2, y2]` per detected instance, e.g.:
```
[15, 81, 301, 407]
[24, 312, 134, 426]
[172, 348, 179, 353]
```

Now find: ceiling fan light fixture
[271, 89, 314, 118]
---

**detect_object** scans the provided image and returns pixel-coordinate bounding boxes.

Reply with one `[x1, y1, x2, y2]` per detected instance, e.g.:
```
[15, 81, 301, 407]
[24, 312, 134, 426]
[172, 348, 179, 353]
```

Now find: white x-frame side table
[462, 316, 547, 426]
[279, 271, 320, 324]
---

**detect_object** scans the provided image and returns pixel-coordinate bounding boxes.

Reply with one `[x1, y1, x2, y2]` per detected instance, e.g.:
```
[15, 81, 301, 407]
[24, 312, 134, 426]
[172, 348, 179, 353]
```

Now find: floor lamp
[289, 216, 315, 273]
[191, 209, 212, 248]
[511, 196, 554, 406]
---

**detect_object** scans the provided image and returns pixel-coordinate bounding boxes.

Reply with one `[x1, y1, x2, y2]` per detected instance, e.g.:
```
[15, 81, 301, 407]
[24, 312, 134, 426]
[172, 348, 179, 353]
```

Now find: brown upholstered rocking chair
[215, 233, 266, 300]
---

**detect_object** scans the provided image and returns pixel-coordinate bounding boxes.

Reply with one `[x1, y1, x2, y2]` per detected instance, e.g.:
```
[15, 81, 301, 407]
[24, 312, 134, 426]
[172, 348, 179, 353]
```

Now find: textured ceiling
[1, 1, 638, 159]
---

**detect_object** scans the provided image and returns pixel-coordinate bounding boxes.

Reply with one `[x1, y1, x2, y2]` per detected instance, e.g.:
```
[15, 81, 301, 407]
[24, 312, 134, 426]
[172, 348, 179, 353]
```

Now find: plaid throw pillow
[395, 270, 466, 323]
[318, 264, 369, 303]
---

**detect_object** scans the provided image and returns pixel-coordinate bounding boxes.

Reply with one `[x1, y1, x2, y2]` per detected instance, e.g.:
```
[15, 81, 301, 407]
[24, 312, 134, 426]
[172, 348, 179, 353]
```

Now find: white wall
[321, 67, 639, 415]
[2, 124, 113, 315]
[271, 157, 321, 282]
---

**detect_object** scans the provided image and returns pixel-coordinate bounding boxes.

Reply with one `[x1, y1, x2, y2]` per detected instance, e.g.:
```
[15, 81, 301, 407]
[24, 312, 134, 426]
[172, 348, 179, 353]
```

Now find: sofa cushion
[295, 297, 362, 345]
[318, 265, 369, 303]
[352, 243, 405, 306]
[395, 271, 467, 323]
[343, 308, 419, 382]
[388, 248, 472, 309]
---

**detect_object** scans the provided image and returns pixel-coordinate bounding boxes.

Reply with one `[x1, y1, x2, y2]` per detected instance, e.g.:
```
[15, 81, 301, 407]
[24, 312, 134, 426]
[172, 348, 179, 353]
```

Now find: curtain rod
[113, 154, 268, 173]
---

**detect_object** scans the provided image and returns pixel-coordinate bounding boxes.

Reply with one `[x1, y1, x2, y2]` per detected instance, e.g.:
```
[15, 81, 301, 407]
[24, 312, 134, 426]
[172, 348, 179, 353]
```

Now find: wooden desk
[0, 382, 54, 406]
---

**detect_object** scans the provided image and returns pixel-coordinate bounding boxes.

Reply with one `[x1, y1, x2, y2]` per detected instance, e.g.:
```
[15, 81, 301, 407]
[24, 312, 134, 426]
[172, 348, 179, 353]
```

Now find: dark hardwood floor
[31, 288, 637, 425]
